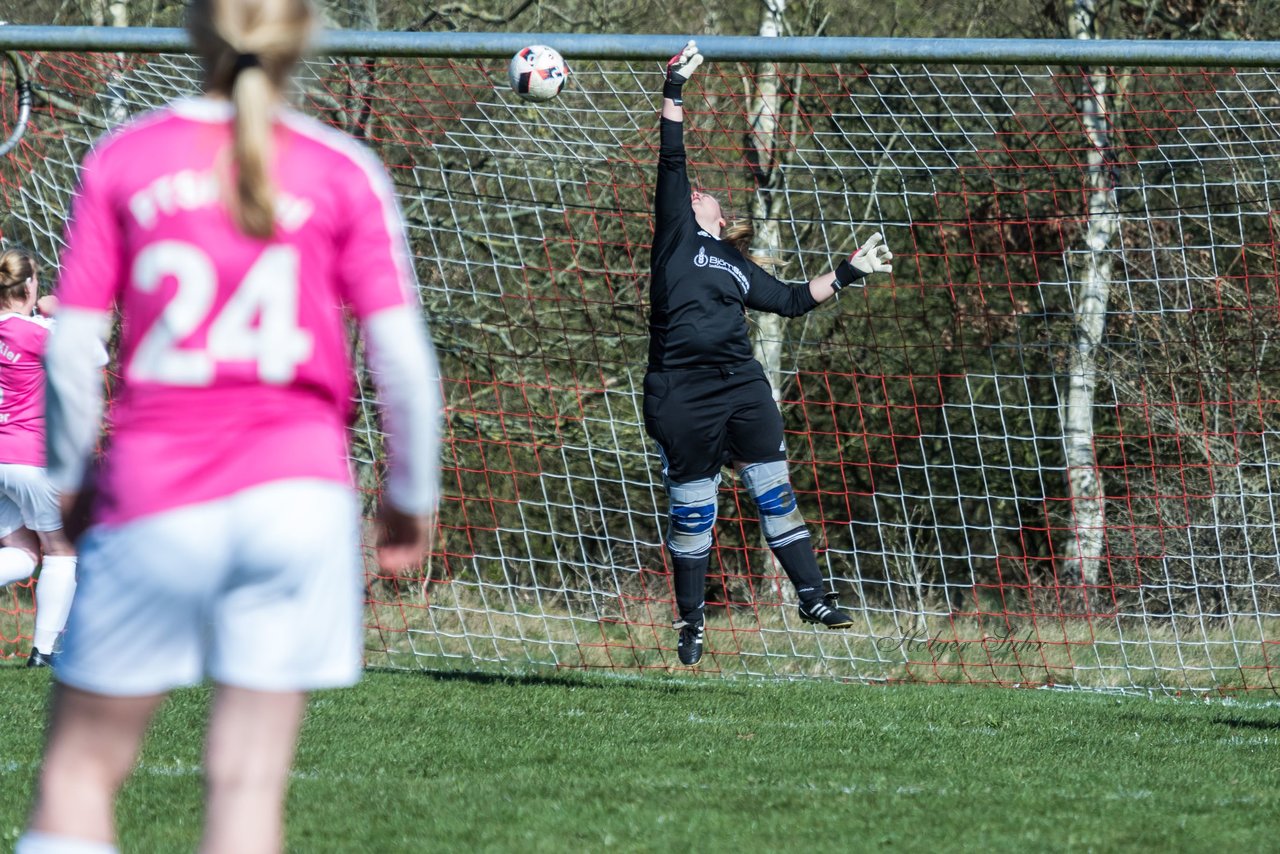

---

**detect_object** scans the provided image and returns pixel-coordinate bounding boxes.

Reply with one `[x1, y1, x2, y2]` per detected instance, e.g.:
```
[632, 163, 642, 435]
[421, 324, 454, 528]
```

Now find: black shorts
[643, 361, 787, 483]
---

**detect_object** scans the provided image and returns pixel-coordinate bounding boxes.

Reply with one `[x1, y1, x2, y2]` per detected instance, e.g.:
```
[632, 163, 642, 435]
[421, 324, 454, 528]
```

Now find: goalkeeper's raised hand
[664, 40, 703, 104]
[833, 232, 893, 290]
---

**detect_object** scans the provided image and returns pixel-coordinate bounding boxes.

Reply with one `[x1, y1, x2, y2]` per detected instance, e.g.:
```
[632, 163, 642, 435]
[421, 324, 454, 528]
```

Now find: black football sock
[671, 553, 708, 624]
[769, 534, 826, 604]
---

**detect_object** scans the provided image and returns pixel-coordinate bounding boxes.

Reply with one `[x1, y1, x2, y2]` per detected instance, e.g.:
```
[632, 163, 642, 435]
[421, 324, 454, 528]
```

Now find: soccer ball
[508, 45, 569, 102]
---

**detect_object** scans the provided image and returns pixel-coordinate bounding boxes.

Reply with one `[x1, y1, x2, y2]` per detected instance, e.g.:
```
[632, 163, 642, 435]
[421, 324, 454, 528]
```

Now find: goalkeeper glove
[664, 40, 703, 104]
[833, 232, 893, 290]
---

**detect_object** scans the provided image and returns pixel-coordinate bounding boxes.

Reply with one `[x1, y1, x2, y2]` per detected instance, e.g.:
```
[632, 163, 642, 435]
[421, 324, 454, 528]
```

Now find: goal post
[3, 27, 1280, 694]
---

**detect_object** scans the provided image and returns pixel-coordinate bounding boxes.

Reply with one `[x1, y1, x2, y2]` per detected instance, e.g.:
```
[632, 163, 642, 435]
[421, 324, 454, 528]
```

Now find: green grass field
[2, 666, 1278, 852]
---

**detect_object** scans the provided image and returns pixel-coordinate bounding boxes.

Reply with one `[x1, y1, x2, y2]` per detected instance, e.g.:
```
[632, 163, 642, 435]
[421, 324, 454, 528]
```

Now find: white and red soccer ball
[508, 45, 569, 101]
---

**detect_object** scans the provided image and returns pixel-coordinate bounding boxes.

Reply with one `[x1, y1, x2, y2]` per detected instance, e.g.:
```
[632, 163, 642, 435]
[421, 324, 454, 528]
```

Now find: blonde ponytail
[231, 60, 278, 238]
[187, 0, 315, 239]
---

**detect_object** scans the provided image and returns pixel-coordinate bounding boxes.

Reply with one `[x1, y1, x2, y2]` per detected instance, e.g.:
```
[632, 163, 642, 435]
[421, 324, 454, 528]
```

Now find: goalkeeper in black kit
[645, 41, 894, 666]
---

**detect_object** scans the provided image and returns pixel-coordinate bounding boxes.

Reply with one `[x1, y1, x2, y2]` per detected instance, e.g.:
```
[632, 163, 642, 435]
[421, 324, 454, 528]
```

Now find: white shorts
[0, 463, 63, 537]
[56, 479, 364, 697]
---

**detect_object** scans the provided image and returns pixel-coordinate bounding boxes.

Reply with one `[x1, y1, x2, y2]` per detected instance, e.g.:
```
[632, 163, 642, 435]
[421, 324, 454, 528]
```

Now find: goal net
[2, 40, 1279, 695]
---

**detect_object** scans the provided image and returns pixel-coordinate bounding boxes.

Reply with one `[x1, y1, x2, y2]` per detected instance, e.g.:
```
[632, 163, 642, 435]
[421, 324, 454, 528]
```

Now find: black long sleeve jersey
[647, 117, 818, 371]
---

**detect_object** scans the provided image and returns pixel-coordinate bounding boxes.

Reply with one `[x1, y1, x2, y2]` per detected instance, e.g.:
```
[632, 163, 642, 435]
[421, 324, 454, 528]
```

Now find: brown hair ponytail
[0, 248, 36, 311]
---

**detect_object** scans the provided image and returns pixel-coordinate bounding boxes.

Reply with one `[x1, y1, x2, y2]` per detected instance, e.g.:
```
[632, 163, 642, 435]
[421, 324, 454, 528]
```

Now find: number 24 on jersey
[128, 241, 315, 387]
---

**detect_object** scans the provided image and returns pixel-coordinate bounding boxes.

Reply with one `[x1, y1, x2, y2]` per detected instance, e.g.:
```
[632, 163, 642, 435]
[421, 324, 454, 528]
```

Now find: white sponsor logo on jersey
[693, 246, 750, 295]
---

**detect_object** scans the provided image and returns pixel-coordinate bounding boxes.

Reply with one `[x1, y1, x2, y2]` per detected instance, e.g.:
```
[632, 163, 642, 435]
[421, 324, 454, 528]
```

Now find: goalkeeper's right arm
[654, 42, 702, 243]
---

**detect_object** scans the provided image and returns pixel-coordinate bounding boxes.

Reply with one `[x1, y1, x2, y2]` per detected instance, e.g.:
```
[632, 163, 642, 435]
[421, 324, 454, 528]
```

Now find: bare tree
[1059, 0, 1117, 597]
[747, 0, 786, 404]
[743, 0, 793, 602]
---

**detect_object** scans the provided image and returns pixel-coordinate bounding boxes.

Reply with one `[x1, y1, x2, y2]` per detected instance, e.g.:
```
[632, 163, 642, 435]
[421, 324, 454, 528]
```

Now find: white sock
[34, 555, 78, 654]
[0, 545, 37, 586]
[15, 831, 118, 854]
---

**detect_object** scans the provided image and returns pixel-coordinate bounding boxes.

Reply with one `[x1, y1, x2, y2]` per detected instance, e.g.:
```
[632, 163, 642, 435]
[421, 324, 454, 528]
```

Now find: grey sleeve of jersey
[362, 305, 443, 515]
[44, 308, 113, 493]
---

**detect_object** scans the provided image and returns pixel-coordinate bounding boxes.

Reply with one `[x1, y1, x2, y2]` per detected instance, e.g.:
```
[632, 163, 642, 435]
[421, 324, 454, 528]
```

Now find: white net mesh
[3, 46, 1280, 694]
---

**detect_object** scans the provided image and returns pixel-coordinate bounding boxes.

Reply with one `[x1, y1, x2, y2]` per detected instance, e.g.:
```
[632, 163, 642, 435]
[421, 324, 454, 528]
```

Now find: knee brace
[665, 475, 719, 558]
[738, 460, 807, 546]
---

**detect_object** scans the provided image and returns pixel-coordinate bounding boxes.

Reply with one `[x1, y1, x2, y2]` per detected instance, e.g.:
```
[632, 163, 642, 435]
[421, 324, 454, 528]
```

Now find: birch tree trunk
[749, 0, 785, 400]
[92, 0, 129, 127]
[746, 0, 796, 603]
[1061, 0, 1117, 597]
[90, 0, 128, 27]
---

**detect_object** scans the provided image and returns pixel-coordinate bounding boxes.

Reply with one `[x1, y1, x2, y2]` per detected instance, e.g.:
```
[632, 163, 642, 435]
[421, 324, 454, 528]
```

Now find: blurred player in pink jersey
[18, 1, 441, 853]
[0, 248, 79, 669]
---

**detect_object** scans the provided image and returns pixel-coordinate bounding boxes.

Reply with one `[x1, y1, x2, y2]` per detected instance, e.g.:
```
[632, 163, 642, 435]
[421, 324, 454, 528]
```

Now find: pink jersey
[0, 313, 53, 467]
[57, 97, 417, 525]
